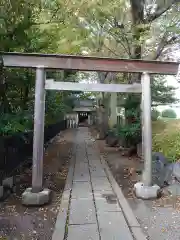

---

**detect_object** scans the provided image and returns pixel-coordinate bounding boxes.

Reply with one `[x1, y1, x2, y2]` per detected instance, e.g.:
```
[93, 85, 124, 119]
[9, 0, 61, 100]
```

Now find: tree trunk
[123, 0, 145, 147]
[97, 73, 110, 139]
[130, 0, 144, 67]
[98, 96, 109, 140]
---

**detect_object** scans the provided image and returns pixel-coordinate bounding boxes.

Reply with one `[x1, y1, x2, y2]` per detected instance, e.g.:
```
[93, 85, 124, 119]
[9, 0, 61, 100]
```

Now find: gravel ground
[93, 128, 180, 240]
[0, 129, 73, 240]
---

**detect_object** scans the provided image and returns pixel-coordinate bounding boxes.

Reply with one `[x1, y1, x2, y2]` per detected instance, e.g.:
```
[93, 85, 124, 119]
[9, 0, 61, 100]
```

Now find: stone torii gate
[1, 52, 179, 205]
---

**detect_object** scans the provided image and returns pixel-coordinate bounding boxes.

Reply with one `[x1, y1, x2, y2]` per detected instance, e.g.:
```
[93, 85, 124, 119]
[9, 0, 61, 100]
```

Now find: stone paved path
[52, 127, 143, 240]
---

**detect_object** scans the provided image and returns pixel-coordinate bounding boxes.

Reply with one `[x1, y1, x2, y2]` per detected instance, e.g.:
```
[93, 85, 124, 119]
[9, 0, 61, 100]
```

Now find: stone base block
[134, 182, 161, 199]
[22, 188, 51, 206]
[0, 186, 4, 199]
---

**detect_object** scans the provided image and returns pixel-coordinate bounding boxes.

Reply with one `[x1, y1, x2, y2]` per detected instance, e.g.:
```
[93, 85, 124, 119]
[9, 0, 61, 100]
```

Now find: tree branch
[153, 34, 178, 60]
[32, 20, 64, 25]
[153, 32, 168, 60]
[145, 0, 178, 23]
[33, 6, 64, 26]
[108, 31, 132, 57]
[112, 18, 132, 57]
[96, 20, 132, 57]
[103, 44, 119, 56]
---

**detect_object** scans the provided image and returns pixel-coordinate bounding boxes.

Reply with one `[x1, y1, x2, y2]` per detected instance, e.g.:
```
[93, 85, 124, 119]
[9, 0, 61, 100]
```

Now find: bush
[151, 108, 160, 121]
[152, 120, 180, 162]
[119, 95, 141, 147]
[161, 108, 177, 119]
[0, 113, 33, 136]
[117, 122, 141, 147]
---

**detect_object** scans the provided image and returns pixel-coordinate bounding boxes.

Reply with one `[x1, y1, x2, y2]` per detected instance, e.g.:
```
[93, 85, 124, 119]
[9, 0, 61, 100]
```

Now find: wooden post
[32, 66, 46, 193]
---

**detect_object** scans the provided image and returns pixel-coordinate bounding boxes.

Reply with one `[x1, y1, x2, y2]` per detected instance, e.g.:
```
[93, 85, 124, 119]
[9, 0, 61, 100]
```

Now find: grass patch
[152, 119, 180, 162]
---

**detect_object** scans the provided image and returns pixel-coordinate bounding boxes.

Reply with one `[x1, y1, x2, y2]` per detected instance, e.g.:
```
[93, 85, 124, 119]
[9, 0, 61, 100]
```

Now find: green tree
[161, 109, 177, 118]
[65, 0, 180, 141]
[0, 0, 85, 135]
[151, 76, 178, 107]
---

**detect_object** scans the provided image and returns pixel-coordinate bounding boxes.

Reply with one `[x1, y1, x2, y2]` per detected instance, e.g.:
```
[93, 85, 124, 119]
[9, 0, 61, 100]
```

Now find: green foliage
[152, 120, 180, 161]
[119, 74, 178, 146]
[1, 0, 179, 138]
[0, 112, 33, 136]
[117, 122, 141, 147]
[0, 0, 82, 136]
[161, 108, 177, 119]
[70, 0, 179, 147]
[151, 76, 178, 107]
[119, 94, 141, 147]
[151, 108, 160, 121]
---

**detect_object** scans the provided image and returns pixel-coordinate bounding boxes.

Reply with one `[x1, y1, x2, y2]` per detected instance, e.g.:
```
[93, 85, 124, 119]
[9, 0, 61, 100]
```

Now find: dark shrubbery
[0, 120, 66, 182]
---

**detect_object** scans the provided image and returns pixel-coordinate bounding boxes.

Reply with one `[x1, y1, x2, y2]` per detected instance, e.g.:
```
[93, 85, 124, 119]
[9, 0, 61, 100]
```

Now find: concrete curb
[100, 156, 148, 240]
[52, 147, 75, 240]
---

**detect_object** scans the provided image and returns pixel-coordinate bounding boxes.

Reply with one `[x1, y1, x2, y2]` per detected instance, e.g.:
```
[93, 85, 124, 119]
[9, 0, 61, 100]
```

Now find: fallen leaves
[0, 131, 72, 239]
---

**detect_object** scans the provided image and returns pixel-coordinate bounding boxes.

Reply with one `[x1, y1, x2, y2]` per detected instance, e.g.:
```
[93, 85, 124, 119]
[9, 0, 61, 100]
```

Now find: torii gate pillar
[134, 73, 160, 199]
[22, 66, 51, 206]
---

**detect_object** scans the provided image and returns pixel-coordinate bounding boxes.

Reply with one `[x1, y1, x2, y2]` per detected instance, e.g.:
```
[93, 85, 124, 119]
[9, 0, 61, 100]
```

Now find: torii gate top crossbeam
[1, 52, 179, 75]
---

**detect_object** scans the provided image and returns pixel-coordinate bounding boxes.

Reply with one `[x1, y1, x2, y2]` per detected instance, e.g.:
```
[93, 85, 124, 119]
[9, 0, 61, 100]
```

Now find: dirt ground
[90, 127, 143, 198]
[91, 127, 180, 240]
[0, 129, 73, 240]
[97, 139, 142, 199]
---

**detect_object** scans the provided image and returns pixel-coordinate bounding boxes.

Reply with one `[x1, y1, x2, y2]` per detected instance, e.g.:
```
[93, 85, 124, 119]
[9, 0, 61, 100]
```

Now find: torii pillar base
[22, 188, 51, 206]
[134, 182, 161, 199]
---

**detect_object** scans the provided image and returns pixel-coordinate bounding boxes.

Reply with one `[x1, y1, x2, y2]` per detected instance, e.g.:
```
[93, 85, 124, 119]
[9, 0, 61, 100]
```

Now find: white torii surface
[45, 79, 142, 93]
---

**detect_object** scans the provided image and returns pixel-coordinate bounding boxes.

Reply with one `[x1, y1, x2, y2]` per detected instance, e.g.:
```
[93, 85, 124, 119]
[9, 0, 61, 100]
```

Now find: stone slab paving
[98, 211, 134, 240]
[92, 176, 112, 188]
[69, 198, 96, 225]
[73, 172, 90, 182]
[95, 196, 122, 213]
[74, 163, 90, 182]
[52, 127, 146, 240]
[71, 182, 92, 199]
[68, 224, 99, 240]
